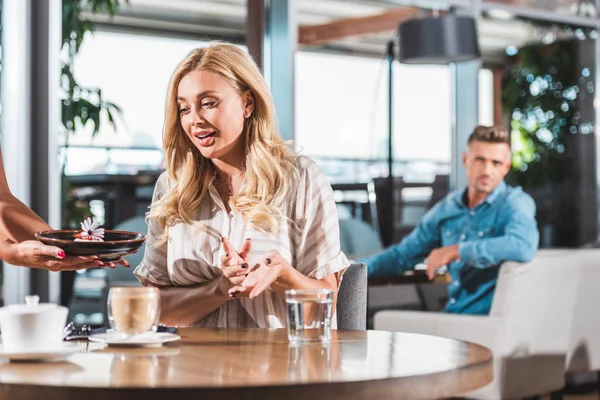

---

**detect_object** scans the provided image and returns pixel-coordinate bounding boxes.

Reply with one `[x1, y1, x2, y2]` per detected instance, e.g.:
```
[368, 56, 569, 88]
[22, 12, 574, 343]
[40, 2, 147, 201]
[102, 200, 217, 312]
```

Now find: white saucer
[0, 342, 83, 361]
[88, 331, 181, 347]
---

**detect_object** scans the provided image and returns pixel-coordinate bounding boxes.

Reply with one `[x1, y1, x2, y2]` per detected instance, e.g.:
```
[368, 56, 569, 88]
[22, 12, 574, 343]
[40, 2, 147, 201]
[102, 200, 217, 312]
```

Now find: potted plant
[61, 0, 128, 228]
[503, 33, 595, 247]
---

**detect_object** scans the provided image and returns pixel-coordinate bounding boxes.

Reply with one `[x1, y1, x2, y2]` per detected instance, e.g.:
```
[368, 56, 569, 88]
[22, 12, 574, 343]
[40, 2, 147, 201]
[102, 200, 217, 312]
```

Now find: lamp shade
[398, 15, 480, 65]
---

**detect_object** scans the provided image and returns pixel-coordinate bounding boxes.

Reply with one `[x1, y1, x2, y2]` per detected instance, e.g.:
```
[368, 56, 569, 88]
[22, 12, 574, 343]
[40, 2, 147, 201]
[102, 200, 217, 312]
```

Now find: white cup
[0, 295, 68, 353]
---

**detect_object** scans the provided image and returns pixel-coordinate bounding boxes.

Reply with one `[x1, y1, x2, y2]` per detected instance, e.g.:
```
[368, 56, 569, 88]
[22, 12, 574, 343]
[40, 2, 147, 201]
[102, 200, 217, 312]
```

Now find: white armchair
[374, 250, 582, 399]
[566, 249, 600, 375]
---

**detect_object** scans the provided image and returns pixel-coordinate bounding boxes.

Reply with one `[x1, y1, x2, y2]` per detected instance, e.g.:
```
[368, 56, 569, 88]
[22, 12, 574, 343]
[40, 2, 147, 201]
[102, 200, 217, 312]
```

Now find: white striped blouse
[134, 155, 349, 328]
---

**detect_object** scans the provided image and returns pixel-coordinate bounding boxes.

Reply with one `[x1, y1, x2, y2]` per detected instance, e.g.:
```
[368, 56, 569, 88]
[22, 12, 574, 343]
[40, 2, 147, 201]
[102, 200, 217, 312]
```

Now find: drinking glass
[107, 287, 160, 338]
[285, 289, 333, 344]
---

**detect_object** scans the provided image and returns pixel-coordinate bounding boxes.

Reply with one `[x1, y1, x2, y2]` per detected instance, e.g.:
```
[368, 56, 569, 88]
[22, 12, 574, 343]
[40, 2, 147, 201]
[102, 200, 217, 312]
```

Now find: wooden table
[0, 328, 492, 400]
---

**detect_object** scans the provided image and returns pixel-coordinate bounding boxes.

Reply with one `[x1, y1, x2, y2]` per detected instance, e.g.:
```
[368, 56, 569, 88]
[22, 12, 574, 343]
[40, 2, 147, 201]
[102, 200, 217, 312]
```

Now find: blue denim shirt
[360, 181, 539, 315]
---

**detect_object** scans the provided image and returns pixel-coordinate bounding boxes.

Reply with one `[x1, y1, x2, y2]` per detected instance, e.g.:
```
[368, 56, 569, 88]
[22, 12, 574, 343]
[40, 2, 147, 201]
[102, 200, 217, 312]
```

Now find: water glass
[285, 289, 333, 344]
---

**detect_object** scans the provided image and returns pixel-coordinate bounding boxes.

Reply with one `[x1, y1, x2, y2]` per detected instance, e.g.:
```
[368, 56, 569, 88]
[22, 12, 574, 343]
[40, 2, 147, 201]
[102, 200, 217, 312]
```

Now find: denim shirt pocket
[441, 227, 460, 247]
[473, 226, 495, 239]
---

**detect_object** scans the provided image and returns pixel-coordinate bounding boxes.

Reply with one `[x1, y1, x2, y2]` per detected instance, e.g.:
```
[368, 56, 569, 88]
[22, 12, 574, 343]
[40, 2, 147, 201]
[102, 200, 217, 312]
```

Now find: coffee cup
[107, 287, 160, 337]
[0, 295, 68, 353]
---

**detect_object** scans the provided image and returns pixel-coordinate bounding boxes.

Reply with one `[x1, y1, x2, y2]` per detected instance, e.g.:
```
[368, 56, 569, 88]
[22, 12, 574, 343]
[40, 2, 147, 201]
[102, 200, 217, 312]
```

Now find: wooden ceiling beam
[299, 7, 422, 46]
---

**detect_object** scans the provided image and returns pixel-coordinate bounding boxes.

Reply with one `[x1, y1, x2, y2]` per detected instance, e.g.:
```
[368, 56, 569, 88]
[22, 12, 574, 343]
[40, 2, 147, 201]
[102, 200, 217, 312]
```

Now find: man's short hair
[467, 125, 511, 147]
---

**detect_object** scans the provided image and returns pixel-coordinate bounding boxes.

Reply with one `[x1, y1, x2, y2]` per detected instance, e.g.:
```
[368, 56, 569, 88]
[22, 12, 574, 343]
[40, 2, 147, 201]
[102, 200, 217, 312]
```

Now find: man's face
[462, 140, 511, 195]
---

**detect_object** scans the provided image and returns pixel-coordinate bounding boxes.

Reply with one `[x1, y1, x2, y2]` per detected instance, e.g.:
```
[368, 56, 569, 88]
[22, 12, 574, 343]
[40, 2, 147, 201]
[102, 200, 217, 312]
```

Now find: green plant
[61, 0, 128, 138]
[502, 33, 595, 244]
[61, 0, 128, 228]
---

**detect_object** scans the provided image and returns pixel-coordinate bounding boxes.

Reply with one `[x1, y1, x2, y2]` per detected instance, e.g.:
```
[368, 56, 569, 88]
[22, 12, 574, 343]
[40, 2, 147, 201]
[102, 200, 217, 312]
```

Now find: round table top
[0, 328, 492, 400]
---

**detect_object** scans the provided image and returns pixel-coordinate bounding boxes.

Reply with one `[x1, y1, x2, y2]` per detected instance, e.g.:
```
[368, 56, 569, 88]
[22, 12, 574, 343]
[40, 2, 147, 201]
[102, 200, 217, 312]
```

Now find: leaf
[61, 0, 128, 136]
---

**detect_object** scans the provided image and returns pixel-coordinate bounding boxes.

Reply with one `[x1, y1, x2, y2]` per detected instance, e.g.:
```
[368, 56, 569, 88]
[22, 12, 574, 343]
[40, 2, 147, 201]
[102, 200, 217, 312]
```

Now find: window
[64, 31, 210, 175]
[295, 51, 451, 182]
[478, 68, 494, 126]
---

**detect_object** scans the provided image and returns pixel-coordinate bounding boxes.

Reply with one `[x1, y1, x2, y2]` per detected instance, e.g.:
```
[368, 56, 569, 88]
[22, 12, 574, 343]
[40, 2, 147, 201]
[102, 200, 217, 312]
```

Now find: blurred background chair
[559, 249, 600, 398]
[338, 217, 383, 260]
[331, 182, 379, 232]
[373, 175, 449, 247]
[374, 250, 582, 399]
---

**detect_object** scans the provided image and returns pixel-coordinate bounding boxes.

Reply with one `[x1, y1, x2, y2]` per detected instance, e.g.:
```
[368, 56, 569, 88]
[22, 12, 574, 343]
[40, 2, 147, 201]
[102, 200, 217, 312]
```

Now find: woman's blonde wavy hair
[148, 43, 298, 243]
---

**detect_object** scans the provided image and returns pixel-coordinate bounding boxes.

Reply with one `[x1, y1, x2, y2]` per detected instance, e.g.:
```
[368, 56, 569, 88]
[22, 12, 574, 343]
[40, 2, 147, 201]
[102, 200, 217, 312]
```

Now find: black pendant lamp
[398, 15, 481, 65]
[381, 14, 480, 246]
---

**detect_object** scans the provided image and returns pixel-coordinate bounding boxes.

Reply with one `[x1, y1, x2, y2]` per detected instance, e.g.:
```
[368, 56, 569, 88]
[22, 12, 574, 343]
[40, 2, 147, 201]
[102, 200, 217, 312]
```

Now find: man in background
[360, 125, 539, 314]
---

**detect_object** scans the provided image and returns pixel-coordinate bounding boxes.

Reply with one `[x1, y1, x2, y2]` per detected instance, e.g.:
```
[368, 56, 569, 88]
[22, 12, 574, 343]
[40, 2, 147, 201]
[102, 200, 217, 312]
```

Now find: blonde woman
[134, 43, 349, 328]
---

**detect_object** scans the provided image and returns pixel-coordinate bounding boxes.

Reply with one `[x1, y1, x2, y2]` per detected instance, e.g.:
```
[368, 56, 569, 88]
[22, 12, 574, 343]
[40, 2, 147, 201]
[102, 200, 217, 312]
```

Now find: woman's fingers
[59, 255, 101, 266]
[34, 244, 67, 259]
[263, 250, 283, 267]
[221, 237, 254, 265]
[221, 252, 232, 266]
[45, 259, 105, 271]
[114, 258, 131, 268]
[221, 237, 237, 258]
[222, 263, 250, 278]
[228, 284, 251, 298]
[249, 270, 278, 299]
[228, 276, 246, 287]
[238, 238, 252, 260]
[242, 267, 263, 288]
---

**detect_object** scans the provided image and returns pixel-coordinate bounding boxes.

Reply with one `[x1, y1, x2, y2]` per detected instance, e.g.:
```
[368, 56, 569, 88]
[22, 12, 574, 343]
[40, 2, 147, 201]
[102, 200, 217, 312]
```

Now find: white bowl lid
[0, 295, 58, 314]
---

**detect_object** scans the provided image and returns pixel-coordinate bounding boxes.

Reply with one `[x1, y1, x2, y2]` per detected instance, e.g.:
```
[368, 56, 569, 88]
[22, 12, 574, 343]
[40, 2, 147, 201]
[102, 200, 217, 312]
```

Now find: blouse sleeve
[294, 157, 349, 282]
[134, 172, 173, 287]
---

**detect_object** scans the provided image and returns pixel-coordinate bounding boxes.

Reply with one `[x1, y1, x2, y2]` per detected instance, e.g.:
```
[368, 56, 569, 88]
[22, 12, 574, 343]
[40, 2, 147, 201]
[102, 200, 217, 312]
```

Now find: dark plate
[35, 230, 147, 262]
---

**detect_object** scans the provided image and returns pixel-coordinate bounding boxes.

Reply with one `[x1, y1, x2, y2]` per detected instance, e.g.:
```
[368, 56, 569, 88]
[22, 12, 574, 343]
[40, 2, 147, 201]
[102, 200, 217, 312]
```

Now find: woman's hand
[0, 240, 113, 271]
[221, 237, 252, 289]
[228, 250, 292, 299]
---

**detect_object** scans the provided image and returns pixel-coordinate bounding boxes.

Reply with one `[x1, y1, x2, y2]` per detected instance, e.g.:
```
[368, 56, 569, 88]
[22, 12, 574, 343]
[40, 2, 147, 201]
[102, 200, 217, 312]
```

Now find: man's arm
[359, 202, 443, 278]
[459, 194, 539, 268]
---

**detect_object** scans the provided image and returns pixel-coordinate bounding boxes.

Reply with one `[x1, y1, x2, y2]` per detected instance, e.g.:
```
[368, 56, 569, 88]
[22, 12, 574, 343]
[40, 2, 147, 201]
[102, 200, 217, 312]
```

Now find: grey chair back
[336, 262, 367, 330]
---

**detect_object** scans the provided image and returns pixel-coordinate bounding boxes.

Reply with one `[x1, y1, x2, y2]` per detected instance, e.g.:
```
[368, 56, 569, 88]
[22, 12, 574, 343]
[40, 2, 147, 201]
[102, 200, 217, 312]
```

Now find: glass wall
[55, 0, 600, 321]
[295, 52, 451, 184]
[484, 0, 597, 18]
[63, 31, 205, 176]
[506, 25, 596, 246]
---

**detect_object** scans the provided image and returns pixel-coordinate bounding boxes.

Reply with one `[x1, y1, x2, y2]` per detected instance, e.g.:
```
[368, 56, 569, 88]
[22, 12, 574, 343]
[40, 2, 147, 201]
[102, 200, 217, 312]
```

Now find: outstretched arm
[359, 202, 443, 278]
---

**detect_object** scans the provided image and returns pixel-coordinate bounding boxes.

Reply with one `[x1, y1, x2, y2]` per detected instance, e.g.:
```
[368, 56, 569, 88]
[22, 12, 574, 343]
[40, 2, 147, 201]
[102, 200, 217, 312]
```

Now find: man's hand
[425, 244, 459, 280]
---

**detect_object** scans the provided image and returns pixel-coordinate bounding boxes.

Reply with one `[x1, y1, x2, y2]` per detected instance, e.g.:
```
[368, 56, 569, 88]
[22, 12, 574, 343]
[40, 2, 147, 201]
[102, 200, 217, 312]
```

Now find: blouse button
[460, 234, 466, 240]
[478, 231, 484, 237]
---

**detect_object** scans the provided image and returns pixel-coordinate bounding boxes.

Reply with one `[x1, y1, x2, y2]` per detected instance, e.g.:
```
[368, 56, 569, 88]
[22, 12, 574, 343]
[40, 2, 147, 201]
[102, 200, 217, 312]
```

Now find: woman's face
[177, 70, 253, 161]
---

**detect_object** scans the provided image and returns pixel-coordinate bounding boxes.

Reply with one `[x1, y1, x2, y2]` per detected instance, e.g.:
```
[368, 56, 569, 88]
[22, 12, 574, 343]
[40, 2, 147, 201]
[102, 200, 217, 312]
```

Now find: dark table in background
[66, 171, 163, 229]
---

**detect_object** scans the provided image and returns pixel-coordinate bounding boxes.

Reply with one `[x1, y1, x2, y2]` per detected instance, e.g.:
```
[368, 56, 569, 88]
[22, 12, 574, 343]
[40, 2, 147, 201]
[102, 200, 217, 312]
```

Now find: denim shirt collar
[453, 180, 508, 208]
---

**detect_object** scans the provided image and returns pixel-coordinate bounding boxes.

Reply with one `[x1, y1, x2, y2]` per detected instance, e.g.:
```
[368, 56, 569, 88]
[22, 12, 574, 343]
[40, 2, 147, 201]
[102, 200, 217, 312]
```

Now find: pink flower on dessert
[74, 217, 105, 242]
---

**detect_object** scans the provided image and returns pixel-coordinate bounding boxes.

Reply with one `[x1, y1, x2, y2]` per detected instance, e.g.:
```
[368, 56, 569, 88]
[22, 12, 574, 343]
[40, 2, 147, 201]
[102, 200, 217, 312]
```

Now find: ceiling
[83, 0, 589, 65]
